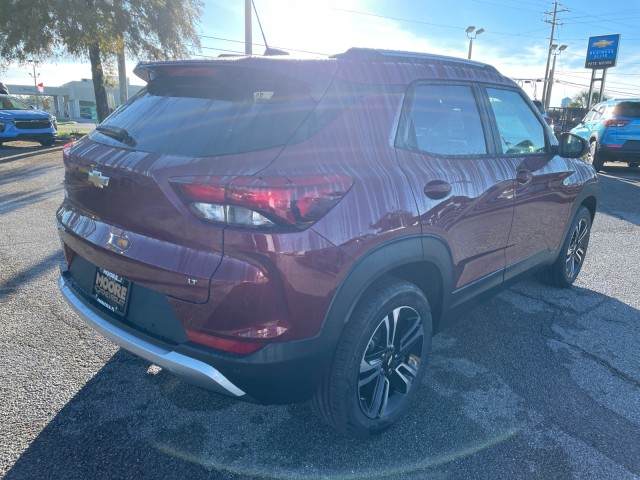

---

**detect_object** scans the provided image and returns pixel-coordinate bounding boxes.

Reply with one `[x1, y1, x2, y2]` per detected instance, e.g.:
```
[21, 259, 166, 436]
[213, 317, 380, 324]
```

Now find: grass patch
[56, 129, 86, 142]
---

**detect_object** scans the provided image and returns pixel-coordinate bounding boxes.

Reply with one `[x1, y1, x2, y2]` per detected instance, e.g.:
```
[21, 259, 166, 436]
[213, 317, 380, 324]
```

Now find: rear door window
[487, 88, 547, 155]
[90, 67, 317, 157]
[592, 105, 606, 121]
[396, 83, 488, 156]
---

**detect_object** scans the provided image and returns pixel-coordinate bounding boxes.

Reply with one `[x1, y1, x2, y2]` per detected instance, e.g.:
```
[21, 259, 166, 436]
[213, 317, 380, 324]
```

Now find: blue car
[0, 94, 57, 147]
[570, 99, 640, 171]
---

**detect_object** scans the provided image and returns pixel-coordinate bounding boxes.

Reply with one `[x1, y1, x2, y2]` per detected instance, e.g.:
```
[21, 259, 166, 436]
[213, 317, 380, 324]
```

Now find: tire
[628, 162, 640, 168]
[39, 139, 55, 147]
[310, 278, 432, 437]
[537, 206, 592, 288]
[587, 140, 605, 171]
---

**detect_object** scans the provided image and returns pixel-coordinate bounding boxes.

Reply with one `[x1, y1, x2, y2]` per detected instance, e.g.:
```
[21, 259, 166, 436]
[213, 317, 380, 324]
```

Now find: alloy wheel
[565, 218, 589, 279]
[587, 142, 596, 165]
[358, 306, 424, 420]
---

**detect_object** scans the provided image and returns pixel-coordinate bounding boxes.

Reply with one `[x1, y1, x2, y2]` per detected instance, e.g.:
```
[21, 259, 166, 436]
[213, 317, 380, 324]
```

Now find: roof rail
[332, 47, 494, 70]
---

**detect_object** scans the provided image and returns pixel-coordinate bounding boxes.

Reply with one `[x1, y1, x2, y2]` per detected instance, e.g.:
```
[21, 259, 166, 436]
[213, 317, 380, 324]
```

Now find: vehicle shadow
[0, 144, 62, 163]
[0, 163, 61, 187]
[0, 184, 64, 215]
[0, 160, 64, 215]
[6, 281, 640, 479]
[597, 165, 640, 227]
[0, 250, 64, 297]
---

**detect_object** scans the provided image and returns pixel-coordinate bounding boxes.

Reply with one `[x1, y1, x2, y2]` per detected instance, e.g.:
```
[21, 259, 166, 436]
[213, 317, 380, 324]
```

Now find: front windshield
[0, 95, 30, 110]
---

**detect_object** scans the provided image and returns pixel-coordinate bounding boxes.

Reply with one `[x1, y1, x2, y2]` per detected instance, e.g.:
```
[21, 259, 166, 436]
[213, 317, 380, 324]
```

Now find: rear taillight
[604, 118, 630, 127]
[171, 174, 353, 230]
[186, 329, 266, 354]
[62, 141, 76, 161]
[186, 320, 290, 354]
[62, 244, 76, 270]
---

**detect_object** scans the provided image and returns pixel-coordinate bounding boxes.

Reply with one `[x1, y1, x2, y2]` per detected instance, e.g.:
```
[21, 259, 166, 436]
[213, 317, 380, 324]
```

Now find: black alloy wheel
[310, 278, 432, 437]
[537, 206, 592, 288]
[358, 305, 424, 420]
[565, 214, 590, 281]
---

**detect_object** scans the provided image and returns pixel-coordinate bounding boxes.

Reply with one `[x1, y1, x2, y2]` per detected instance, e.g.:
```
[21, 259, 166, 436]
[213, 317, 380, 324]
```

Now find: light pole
[466, 26, 485, 60]
[28, 59, 40, 109]
[245, 0, 252, 54]
[544, 44, 566, 109]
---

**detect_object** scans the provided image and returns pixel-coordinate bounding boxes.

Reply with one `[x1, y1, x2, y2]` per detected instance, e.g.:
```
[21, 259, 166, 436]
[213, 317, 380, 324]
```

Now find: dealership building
[3, 78, 144, 121]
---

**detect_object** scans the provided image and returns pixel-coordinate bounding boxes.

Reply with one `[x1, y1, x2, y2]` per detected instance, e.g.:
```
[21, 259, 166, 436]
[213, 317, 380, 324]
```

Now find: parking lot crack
[552, 337, 640, 390]
[510, 288, 607, 314]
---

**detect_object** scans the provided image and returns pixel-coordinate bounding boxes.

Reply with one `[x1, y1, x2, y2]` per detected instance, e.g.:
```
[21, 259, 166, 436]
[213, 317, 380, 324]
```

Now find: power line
[556, 71, 640, 90]
[470, 0, 543, 13]
[197, 34, 330, 56]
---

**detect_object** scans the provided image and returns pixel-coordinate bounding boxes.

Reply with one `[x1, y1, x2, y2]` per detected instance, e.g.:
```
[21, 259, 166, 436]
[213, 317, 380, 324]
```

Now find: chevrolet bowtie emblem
[88, 169, 110, 188]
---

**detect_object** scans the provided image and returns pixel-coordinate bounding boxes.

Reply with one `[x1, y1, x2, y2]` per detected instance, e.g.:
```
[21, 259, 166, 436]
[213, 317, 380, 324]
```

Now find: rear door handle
[516, 169, 534, 185]
[424, 180, 452, 200]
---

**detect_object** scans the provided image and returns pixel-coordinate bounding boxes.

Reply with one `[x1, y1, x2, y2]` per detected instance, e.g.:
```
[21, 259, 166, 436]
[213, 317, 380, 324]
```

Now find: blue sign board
[585, 34, 620, 69]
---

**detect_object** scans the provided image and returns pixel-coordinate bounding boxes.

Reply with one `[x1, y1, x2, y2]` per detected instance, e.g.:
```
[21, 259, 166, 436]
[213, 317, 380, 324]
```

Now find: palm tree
[569, 90, 611, 108]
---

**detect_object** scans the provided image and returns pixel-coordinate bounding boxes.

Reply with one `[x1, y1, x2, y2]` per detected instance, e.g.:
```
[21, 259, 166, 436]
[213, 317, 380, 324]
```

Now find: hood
[0, 109, 54, 120]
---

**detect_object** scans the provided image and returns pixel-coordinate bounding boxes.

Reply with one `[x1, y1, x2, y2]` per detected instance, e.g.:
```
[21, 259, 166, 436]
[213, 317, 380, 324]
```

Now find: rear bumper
[58, 274, 246, 397]
[58, 271, 336, 404]
[600, 142, 640, 161]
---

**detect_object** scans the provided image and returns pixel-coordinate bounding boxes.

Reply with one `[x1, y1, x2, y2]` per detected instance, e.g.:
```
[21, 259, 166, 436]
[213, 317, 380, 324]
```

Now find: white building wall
[4, 78, 144, 121]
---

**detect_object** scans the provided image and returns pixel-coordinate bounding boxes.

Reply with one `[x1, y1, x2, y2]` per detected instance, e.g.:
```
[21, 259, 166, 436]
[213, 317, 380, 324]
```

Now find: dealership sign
[585, 34, 620, 69]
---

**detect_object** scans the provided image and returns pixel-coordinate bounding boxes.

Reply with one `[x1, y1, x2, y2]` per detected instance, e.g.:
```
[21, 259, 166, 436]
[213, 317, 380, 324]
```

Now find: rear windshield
[90, 67, 317, 157]
[613, 101, 640, 118]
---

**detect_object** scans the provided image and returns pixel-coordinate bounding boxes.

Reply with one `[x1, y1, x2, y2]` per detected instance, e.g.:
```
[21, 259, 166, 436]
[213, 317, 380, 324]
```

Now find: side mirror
[28, 105, 36, 109]
[557, 132, 588, 159]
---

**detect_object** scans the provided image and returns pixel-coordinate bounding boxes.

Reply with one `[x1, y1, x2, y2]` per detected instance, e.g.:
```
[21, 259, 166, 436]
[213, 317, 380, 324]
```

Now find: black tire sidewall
[333, 280, 432, 436]
[556, 206, 591, 286]
[590, 141, 605, 171]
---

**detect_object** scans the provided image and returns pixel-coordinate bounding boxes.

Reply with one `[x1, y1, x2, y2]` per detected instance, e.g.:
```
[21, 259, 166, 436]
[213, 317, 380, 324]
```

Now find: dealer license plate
[92, 267, 131, 316]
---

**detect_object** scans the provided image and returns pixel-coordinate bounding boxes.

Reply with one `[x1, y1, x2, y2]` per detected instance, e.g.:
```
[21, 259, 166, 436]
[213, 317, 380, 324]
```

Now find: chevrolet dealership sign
[585, 34, 620, 69]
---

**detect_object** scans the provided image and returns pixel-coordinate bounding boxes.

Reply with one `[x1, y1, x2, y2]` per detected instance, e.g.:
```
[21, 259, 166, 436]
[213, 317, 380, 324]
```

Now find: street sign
[585, 34, 620, 69]
[13, 85, 40, 94]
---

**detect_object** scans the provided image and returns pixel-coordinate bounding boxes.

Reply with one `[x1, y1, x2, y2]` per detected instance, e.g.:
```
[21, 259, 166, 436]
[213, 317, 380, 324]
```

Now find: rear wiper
[96, 125, 137, 147]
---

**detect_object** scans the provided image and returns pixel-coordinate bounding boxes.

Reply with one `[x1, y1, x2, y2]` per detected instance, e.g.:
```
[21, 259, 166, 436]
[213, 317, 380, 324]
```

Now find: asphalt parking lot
[1, 142, 639, 479]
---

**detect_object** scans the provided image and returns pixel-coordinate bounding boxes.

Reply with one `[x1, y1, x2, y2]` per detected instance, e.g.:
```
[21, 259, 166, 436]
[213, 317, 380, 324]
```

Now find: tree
[569, 89, 611, 108]
[0, 0, 202, 122]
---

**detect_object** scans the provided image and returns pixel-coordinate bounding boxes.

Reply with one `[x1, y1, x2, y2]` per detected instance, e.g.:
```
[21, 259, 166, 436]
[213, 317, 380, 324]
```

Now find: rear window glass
[613, 101, 640, 118]
[90, 68, 317, 157]
[396, 83, 488, 156]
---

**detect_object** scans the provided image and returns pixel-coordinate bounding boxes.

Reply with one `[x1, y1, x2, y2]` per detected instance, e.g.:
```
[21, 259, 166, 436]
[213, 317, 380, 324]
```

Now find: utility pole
[116, 1, 128, 106]
[245, 0, 252, 55]
[117, 43, 128, 106]
[544, 45, 567, 109]
[541, 1, 568, 109]
[28, 59, 40, 109]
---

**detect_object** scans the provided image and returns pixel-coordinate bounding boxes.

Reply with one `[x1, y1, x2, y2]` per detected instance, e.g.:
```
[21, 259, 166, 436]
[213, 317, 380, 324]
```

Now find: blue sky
[3, 0, 640, 107]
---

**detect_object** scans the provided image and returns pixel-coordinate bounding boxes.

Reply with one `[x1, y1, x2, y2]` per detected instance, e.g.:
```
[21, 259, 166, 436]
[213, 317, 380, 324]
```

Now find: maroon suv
[57, 48, 599, 436]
